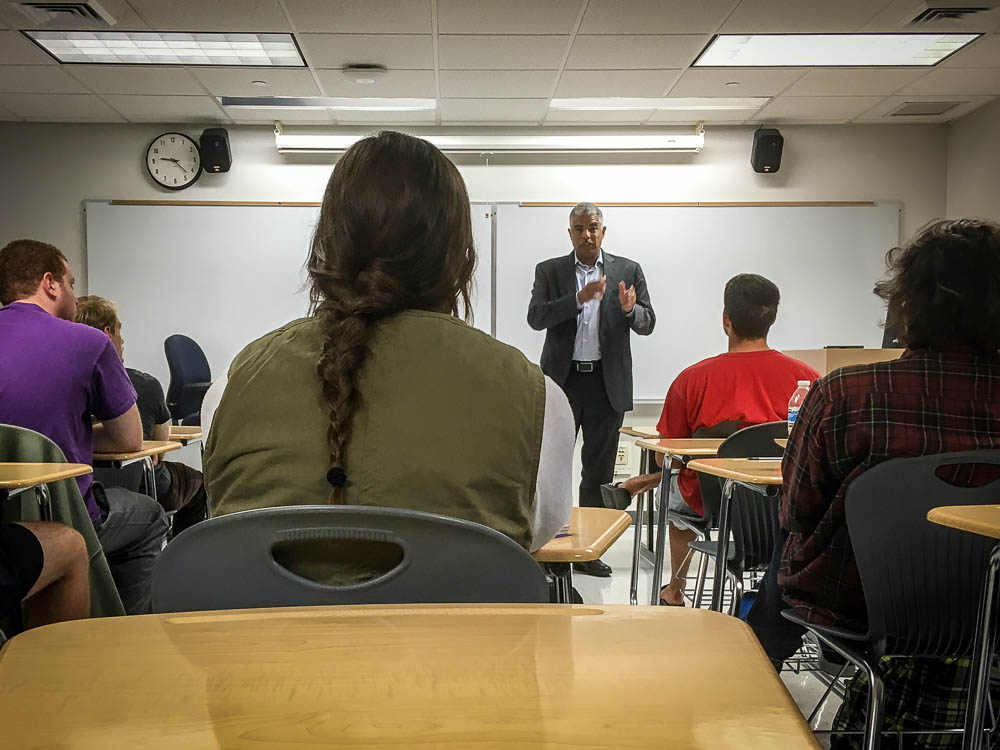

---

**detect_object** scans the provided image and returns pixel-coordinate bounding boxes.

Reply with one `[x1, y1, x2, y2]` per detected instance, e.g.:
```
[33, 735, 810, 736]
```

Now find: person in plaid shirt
[750, 218, 1000, 748]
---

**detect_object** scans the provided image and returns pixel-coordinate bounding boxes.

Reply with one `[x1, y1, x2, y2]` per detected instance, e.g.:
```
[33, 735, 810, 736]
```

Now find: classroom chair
[782, 451, 1000, 750]
[151, 505, 549, 612]
[164, 334, 211, 424]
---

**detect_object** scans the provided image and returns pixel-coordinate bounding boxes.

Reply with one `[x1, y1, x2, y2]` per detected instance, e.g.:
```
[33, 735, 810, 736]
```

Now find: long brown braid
[306, 131, 476, 500]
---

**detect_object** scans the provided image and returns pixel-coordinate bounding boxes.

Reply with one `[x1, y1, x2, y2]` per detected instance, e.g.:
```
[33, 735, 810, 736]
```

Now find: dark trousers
[747, 529, 807, 667]
[563, 362, 625, 509]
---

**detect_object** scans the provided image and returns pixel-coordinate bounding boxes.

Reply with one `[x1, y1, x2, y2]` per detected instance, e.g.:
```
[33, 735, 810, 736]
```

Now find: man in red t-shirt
[605, 274, 819, 605]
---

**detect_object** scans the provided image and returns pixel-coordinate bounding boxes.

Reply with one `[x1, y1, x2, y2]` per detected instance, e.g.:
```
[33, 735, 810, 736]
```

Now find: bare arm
[92, 404, 143, 454]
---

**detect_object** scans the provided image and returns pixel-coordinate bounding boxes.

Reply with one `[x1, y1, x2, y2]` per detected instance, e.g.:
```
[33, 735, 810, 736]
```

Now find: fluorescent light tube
[550, 97, 769, 111]
[222, 96, 437, 111]
[694, 33, 980, 67]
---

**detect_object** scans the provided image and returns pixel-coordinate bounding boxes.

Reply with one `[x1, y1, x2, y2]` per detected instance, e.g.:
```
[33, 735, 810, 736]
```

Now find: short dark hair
[0, 239, 68, 305]
[723, 273, 780, 340]
[875, 218, 1000, 352]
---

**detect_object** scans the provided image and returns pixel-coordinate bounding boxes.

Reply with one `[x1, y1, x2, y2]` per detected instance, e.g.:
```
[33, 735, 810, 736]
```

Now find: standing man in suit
[528, 203, 655, 576]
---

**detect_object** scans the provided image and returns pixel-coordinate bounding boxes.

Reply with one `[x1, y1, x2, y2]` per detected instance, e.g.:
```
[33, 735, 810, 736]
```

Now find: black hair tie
[326, 467, 348, 488]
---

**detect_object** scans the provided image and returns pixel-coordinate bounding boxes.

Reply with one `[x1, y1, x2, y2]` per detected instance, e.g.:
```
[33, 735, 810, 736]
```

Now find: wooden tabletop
[168, 426, 204, 444]
[635, 438, 724, 457]
[687, 458, 783, 486]
[620, 425, 661, 439]
[775, 438, 788, 448]
[93, 440, 182, 462]
[0, 604, 819, 749]
[533, 507, 632, 563]
[0, 462, 92, 489]
[928, 505, 1000, 540]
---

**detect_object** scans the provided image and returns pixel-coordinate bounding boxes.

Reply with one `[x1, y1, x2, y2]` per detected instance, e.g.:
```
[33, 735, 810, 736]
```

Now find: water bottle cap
[797, 380, 811, 386]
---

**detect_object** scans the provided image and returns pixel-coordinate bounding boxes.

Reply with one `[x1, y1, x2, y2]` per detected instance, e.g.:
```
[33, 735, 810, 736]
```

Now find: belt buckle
[578, 362, 594, 373]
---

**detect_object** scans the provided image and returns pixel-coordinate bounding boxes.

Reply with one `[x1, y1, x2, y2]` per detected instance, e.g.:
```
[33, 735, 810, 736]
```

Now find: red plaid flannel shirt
[780, 347, 1000, 630]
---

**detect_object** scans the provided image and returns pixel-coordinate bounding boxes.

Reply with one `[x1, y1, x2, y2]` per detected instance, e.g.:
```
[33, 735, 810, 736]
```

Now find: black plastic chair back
[152, 505, 549, 613]
[164, 334, 211, 422]
[847, 450, 1000, 657]
[692, 421, 740, 526]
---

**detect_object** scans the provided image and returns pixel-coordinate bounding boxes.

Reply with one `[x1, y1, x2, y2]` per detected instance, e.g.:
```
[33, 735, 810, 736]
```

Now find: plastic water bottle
[788, 380, 811, 436]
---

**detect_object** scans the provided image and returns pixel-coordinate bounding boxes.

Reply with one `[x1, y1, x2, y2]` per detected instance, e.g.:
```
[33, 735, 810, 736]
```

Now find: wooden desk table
[93, 440, 182, 504]
[687, 459, 783, 613]
[619, 426, 661, 563]
[168, 426, 203, 446]
[533, 507, 632, 603]
[633, 439, 724, 605]
[0, 604, 820, 749]
[928, 505, 1000, 750]
[0, 462, 92, 521]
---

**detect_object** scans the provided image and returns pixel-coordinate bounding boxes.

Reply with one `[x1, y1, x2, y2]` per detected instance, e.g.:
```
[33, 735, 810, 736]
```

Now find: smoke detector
[341, 64, 387, 86]
[12, 1, 116, 26]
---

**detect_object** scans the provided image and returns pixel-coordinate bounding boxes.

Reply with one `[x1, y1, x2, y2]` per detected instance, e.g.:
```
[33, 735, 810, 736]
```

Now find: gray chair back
[152, 505, 549, 612]
[847, 450, 1000, 657]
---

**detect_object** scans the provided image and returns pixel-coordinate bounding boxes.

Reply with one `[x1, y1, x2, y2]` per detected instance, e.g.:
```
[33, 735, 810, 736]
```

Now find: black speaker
[200, 128, 231, 173]
[751, 128, 783, 173]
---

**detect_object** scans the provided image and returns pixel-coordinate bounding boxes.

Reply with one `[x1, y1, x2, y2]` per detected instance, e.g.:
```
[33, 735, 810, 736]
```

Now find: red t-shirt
[655, 349, 821, 515]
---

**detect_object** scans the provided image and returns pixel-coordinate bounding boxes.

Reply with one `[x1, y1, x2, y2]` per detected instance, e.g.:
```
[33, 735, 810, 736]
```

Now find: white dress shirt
[572, 251, 603, 361]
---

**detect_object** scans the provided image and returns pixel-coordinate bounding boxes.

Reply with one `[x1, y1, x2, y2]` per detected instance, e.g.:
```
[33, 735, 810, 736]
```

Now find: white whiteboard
[494, 203, 900, 402]
[85, 201, 493, 389]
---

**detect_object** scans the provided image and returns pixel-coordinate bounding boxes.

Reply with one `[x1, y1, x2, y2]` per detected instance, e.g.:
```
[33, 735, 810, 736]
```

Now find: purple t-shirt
[0, 302, 137, 522]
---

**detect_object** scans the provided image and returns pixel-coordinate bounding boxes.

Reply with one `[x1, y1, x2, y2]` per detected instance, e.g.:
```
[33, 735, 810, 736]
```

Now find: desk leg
[710, 479, 735, 613]
[650, 467, 671, 605]
[964, 544, 1000, 750]
[35, 483, 53, 522]
[644, 452, 655, 555]
[547, 563, 572, 604]
[630, 491, 645, 605]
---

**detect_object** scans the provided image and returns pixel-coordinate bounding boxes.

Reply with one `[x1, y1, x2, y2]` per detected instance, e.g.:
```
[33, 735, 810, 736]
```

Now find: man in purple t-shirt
[0, 239, 167, 614]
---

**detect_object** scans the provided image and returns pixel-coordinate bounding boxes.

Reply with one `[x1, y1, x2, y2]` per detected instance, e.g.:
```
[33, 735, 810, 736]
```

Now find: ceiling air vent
[889, 101, 966, 116]
[12, 1, 116, 26]
[900, 1, 999, 26]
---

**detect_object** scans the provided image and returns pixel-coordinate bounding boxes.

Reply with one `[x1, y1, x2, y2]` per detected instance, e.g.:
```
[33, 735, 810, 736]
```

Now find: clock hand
[163, 158, 188, 174]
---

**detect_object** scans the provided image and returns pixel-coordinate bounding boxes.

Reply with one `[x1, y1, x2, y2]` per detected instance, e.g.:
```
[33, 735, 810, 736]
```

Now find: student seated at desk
[75, 295, 207, 536]
[601, 274, 819, 605]
[0, 521, 89, 629]
[751, 219, 1000, 745]
[204, 131, 573, 583]
[0, 240, 168, 614]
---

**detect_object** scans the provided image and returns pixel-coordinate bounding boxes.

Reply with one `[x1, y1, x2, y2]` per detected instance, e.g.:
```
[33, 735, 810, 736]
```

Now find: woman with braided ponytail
[203, 131, 573, 583]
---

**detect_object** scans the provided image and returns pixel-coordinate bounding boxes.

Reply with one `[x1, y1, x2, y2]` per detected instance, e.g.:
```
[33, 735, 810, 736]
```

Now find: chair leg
[808, 662, 849, 728]
[693, 552, 709, 609]
[862, 662, 885, 750]
[729, 571, 744, 617]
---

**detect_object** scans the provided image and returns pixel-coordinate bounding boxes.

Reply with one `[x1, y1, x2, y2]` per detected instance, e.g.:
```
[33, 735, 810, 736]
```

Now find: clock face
[146, 132, 202, 191]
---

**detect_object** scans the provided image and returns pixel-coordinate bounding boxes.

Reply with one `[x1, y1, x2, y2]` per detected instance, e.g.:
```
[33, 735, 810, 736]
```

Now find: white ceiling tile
[102, 95, 229, 123]
[0, 31, 56, 65]
[753, 95, 883, 122]
[316, 68, 435, 97]
[668, 67, 804, 97]
[555, 69, 681, 97]
[941, 34, 1000, 68]
[544, 108, 654, 124]
[782, 68, 926, 96]
[126, 0, 290, 32]
[283, 0, 431, 33]
[721, 0, 894, 33]
[438, 35, 568, 70]
[231, 108, 333, 124]
[1, 93, 125, 122]
[438, 0, 583, 34]
[299, 34, 433, 69]
[66, 66, 206, 95]
[855, 94, 997, 122]
[565, 35, 706, 70]
[580, 0, 738, 34]
[439, 98, 548, 121]
[647, 109, 753, 122]
[898, 68, 1000, 96]
[333, 109, 437, 123]
[0, 0, 149, 30]
[440, 70, 557, 98]
[192, 67, 320, 97]
[0, 66, 88, 94]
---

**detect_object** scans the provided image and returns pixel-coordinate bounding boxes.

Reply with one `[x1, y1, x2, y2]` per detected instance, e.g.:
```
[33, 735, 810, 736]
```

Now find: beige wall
[946, 97, 1000, 222]
[0, 121, 949, 291]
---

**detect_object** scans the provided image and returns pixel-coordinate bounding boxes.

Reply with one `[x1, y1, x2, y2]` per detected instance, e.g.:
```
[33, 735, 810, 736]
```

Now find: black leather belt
[572, 360, 600, 373]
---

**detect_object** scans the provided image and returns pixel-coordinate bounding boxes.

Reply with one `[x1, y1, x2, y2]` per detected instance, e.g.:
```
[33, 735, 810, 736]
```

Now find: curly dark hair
[875, 218, 1000, 352]
[723, 273, 780, 340]
[307, 131, 476, 500]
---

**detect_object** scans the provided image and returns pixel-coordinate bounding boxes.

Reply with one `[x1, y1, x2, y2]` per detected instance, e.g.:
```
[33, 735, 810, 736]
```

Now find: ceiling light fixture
[549, 97, 767, 111]
[341, 64, 387, 85]
[23, 30, 305, 66]
[222, 96, 435, 111]
[694, 32, 980, 67]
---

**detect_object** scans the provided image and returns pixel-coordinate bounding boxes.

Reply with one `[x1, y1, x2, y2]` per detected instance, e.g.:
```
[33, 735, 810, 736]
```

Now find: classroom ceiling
[0, 0, 998, 126]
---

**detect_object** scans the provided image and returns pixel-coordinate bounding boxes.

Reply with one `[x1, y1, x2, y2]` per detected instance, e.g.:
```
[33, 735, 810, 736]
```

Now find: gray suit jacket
[527, 250, 655, 413]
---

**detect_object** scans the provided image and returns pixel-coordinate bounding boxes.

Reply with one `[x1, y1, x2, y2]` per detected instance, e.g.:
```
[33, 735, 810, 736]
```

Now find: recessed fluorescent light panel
[550, 97, 768, 111]
[694, 33, 980, 67]
[221, 96, 436, 111]
[24, 31, 305, 66]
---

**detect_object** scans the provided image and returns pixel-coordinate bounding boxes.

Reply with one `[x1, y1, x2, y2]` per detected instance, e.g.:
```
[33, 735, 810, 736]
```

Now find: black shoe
[573, 559, 612, 577]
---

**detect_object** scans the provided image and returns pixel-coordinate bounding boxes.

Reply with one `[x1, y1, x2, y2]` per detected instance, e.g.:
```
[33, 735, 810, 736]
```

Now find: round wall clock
[146, 132, 202, 191]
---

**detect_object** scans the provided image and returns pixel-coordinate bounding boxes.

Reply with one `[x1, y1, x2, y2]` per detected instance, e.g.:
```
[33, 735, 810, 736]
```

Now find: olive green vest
[204, 311, 545, 583]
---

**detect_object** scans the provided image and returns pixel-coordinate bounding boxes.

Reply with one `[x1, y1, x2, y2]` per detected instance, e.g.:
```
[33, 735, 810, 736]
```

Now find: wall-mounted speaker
[751, 128, 783, 174]
[200, 128, 231, 174]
